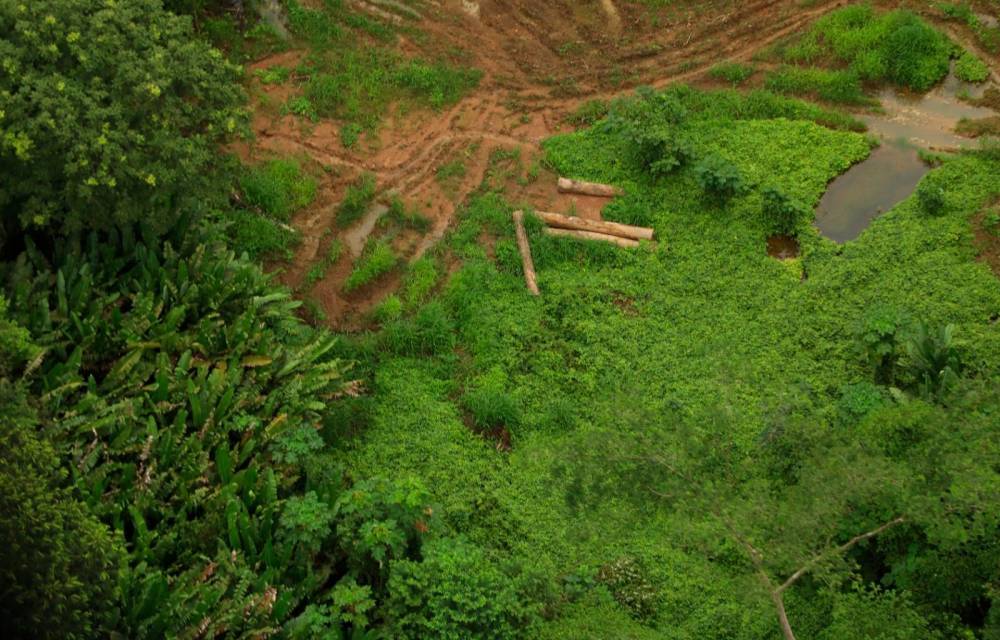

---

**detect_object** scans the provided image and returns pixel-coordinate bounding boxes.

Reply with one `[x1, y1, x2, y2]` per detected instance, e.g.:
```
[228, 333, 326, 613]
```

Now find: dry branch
[536, 210, 654, 241]
[557, 177, 624, 198]
[544, 227, 640, 248]
[512, 211, 540, 296]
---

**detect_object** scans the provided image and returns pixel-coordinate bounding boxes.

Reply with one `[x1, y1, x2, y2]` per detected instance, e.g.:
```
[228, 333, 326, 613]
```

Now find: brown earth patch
[238, 0, 855, 328]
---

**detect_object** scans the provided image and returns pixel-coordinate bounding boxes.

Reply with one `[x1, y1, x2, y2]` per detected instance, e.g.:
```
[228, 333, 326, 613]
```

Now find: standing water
[814, 65, 998, 243]
[814, 142, 929, 243]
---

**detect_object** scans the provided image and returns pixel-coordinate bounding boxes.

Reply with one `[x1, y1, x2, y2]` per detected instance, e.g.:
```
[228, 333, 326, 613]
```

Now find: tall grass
[778, 5, 953, 92]
[240, 159, 317, 220]
[344, 239, 398, 292]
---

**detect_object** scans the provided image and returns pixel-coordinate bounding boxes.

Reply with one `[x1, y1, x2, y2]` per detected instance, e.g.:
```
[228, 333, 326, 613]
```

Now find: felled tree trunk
[512, 211, 540, 296]
[557, 177, 624, 198]
[536, 210, 654, 241]
[544, 227, 640, 248]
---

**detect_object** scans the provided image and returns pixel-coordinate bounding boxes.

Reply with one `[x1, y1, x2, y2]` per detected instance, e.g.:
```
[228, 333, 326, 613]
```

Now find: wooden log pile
[510, 178, 656, 294]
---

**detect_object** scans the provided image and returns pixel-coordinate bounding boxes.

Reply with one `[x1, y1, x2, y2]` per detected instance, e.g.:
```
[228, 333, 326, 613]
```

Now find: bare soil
[237, 0, 997, 329]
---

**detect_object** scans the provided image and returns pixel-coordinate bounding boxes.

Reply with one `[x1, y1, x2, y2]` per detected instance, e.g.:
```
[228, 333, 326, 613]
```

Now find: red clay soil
[236, 0, 872, 329]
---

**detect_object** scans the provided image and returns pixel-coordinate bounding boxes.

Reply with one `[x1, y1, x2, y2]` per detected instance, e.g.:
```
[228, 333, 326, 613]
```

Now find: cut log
[557, 177, 624, 198]
[544, 227, 640, 248]
[536, 210, 654, 241]
[512, 211, 540, 296]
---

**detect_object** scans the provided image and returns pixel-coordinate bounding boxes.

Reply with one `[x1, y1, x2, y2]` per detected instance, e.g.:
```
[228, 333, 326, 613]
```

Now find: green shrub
[954, 51, 990, 83]
[334, 477, 435, 585]
[394, 60, 483, 110]
[694, 153, 748, 201]
[284, 95, 319, 121]
[436, 160, 467, 182]
[761, 186, 808, 235]
[241, 159, 317, 220]
[881, 12, 952, 91]
[856, 304, 906, 385]
[373, 295, 404, 322]
[303, 239, 344, 288]
[337, 173, 378, 227]
[916, 178, 947, 215]
[837, 382, 888, 424]
[606, 88, 693, 176]
[385, 197, 431, 232]
[0, 0, 245, 234]
[344, 240, 398, 292]
[386, 538, 543, 639]
[708, 62, 756, 85]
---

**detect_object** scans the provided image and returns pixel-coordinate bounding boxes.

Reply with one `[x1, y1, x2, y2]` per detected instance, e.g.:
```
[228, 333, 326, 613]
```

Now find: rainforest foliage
[2, 1, 1000, 640]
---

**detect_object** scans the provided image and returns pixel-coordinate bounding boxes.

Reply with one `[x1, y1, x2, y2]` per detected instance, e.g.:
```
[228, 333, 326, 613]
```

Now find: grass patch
[566, 99, 611, 127]
[956, 116, 1000, 138]
[437, 160, 467, 183]
[383, 197, 432, 233]
[344, 239, 398, 292]
[337, 173, 378, 227]
[240, 158, 317, 221]
[281, 0, 481, 130]
[775, 5, 953, 92]
[401, 256, 439, 308]
[230, 210, 298, 260]
[708, 62, 756, 85]
[255, 65, 292, 85]
[764, 66, 870, 105]
[303, 238, 344, 289]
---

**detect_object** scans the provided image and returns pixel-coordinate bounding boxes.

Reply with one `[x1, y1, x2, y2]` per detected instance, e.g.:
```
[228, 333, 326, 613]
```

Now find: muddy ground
[237, 0, 998, 329]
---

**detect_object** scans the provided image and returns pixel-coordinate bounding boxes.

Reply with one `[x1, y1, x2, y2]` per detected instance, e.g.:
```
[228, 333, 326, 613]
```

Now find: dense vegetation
[3, 1, 1000, 639]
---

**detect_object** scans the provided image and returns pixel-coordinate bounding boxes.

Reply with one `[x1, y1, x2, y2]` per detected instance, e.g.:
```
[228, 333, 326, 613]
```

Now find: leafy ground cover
[5, 1, 1000, 638]
[339, 84, 1000, 638]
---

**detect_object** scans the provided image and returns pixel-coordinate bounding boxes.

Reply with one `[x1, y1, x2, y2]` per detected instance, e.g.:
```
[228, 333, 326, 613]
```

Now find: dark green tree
[694, 153, 748, 202]
[0, 0, 245, 237]
[761, 186, 807, 236]
[0, 299, 123, 640]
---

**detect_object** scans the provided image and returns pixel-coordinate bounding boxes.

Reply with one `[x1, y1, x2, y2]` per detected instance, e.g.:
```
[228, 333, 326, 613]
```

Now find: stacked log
[535, 210, 654, 242]
[544, 227, 639, 248]
[512, 211, 540, 296]
[557, 177, 624, 198]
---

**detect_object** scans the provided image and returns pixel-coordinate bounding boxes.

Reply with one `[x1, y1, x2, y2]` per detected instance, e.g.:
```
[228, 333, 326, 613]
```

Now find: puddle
[342, 203, 389, 256]
[815, 141, 929, 243]
[767, 234, 800, 259]
[862, 67, 997, 149]
[817, 67, 997, 243]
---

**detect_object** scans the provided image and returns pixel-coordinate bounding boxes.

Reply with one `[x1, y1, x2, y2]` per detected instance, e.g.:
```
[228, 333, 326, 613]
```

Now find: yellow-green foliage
[954, 51, 991, 83]
[0, 0, 245, 233]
